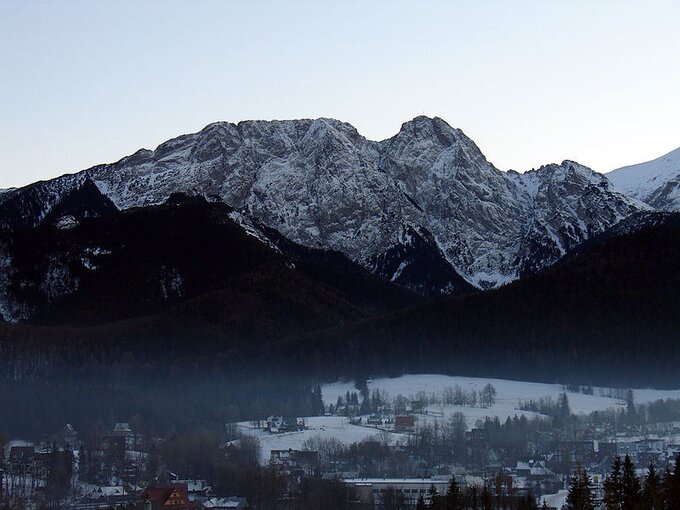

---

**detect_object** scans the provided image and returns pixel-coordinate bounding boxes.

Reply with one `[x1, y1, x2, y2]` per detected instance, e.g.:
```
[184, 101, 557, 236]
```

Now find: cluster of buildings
[77, 483, 249, 510]
[1, 423, 249, 510]
[5, 398, 680, 510]
[262, 416, 306, 434]
[249, 412, 680, 509]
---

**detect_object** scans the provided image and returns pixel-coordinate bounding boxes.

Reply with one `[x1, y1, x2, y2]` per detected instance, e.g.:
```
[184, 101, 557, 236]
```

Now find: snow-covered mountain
[0, 116, 645, 292]
[607, 146, 680, 211]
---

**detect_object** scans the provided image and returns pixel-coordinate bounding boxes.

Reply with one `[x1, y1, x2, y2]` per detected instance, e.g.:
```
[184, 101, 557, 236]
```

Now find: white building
[343, 477, 451, 508]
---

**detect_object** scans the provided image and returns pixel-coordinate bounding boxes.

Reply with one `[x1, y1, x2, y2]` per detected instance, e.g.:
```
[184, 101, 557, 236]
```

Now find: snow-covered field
[238, 375, 680, 464]
[237, 416, 405, 464]
[324, 374, 680, 426]
[632, 387, 680, 404]
[325, 374, 621, 412]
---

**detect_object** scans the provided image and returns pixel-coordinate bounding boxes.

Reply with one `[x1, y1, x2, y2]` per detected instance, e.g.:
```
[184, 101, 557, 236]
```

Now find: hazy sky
[1, 0, 679, 189]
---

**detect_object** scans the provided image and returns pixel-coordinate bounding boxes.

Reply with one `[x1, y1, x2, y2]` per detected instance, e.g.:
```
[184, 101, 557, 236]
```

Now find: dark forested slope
[0, 193, 420, 329]
[270, 217, 680, 387]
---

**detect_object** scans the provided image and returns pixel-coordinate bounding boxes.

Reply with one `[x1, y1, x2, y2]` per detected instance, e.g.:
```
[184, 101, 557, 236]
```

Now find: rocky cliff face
[510, 162, 646, 278]
[0, 116, 646, 293]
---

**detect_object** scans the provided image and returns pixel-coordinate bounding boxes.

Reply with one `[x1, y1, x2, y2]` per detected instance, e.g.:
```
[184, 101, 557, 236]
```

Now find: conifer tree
[445, 476, 461, 510]
[624, 389, 637, 425]
[480, 485, 493, 510]
[621, 454, 642, 510]
[603, 456, 623, 510]
[468, 485, 479, 510]
[558, 393, 571, 419]
[517, 490, 538, 510]
[429, 483, 441, 510]
[665, 455, 680, 510]
[416, 494, 426, 510]
[564, 468, 596, 510]
[642, 463, 664, 510]
[312, 384, 324, 415]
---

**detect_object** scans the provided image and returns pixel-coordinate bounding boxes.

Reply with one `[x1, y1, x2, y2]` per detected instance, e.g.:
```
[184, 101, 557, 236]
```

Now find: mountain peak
[608, 145, 680, 211]
[392, 116, 460, 146]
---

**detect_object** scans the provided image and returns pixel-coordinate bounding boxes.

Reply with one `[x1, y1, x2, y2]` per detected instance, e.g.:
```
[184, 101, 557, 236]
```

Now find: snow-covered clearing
[237, 416, 405, 464]
[238, 375, 680, 465]
[324, 374, 680, 426]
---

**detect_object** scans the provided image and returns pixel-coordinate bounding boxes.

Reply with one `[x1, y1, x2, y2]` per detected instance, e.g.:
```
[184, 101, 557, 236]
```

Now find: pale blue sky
[1, 0, 678, 188]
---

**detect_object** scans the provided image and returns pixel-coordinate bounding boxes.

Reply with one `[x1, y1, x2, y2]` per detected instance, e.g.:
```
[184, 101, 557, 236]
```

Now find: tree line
[564, 455, 680, 510]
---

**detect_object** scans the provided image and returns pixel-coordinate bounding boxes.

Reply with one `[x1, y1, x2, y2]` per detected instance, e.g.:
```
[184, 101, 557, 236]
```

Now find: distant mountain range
[0, 118, 678, 369]
[3, 116, 673, 319]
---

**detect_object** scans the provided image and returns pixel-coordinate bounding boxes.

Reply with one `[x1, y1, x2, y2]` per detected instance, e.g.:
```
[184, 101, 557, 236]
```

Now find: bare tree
[301, 436, 344, 469]
[480, 384, 497, 408]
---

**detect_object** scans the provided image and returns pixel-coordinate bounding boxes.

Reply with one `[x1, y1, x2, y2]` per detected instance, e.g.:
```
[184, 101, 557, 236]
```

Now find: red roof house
[137, 484, 197, 510]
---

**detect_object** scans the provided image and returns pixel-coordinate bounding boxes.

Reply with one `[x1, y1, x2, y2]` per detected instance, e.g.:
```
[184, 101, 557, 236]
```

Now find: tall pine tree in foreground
[429, 483, 442, 510]
[603, 456, 623, 510]
[642, 463, 664, 510]
[517, 490, 538, 510]
[600, 455, 680, 510]
[621, 454, 642, 510]
[445, 476, 462, 510]
[481, 485, 493, 510]
[666, 455, 680, 510]
[564, 468, 596, 510]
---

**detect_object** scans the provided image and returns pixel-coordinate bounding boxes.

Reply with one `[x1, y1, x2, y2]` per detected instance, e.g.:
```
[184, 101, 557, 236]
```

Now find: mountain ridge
[0, 116, 646, 294]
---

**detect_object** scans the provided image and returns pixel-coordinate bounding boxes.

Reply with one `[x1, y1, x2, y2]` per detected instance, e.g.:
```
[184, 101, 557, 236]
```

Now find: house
[265, 416, 304, 434]
[343, 477, 451, 508]
[169, 479, 212, 498]
[113, 422, 133, 436]
[202, 497, 249, 509]
[514, 460, 561, 494]
[367, 414, 388, 426]
[113, 422, 140, 449]
[394, 415, 416, 432]
[270, 449, 319, 476]
[483, 449, 502, 472]
[137, 484, 197, 510]
[667, 444, 680, 464]
[82, 486, 130, 505]
[7, 443, 36, 471]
